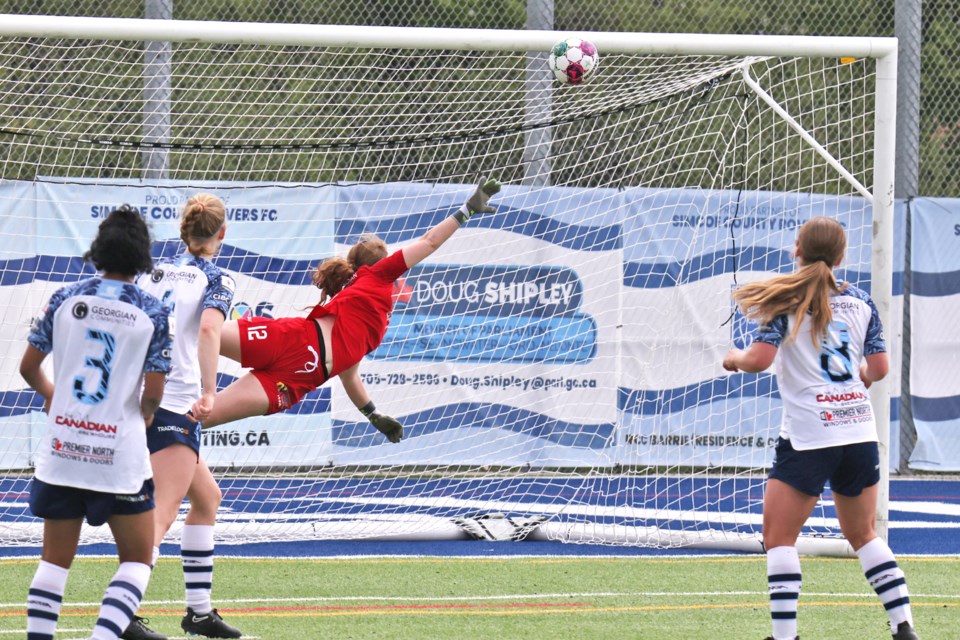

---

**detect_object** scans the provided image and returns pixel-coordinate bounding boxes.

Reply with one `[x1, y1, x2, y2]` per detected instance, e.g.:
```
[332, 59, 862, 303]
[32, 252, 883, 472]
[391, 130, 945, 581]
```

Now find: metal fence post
[523, 0, 553, 186]
[143, 0, 173, 179]
[895, 0, 922, 472]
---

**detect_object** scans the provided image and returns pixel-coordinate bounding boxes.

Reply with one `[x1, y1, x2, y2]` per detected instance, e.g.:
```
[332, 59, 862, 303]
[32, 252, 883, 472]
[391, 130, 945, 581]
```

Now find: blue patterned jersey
[28, 277, 171, 493]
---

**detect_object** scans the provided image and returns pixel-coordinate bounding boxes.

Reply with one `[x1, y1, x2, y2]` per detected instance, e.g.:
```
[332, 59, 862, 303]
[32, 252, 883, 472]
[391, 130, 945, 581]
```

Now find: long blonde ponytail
[732, 216, 848, 345]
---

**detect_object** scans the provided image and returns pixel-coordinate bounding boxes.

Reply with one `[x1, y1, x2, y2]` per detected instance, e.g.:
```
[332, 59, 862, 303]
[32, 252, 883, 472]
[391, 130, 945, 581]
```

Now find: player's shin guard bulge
[181, 608, 242, 639]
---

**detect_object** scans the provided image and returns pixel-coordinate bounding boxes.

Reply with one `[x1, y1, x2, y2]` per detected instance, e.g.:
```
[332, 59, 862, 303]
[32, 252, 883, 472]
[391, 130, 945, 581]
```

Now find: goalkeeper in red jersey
[200, 177, 501, 441]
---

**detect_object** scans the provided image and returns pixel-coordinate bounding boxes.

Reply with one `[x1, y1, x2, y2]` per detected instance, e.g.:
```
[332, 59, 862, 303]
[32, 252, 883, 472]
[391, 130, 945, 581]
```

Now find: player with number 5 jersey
[19, 205, 171, 640]
[722, 216, 919, 640]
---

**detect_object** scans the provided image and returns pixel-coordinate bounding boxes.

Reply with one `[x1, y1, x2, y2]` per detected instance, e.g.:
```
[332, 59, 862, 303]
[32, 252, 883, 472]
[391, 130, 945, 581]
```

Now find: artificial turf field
[1, 554, 958, 639]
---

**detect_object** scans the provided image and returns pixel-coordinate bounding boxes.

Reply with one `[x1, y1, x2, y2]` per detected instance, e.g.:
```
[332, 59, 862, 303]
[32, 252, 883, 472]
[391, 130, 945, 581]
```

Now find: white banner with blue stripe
[0, 180, 907, 470]
[907, 198, 960, 471]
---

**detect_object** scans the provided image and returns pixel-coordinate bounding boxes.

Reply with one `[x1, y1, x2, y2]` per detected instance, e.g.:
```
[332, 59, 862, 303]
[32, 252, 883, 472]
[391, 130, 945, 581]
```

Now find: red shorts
[238, 317, 329, 414]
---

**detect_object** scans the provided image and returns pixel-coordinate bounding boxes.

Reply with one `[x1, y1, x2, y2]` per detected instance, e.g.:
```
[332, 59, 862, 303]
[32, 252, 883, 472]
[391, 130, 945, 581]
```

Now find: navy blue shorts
[147, 407, 201, 456]
[29, 478, 155, 527]
[769, 437, 880, 497]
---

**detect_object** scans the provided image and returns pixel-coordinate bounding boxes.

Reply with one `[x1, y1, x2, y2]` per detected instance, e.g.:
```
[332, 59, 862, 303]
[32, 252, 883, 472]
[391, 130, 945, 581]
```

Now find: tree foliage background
[0, 0, 955, 195]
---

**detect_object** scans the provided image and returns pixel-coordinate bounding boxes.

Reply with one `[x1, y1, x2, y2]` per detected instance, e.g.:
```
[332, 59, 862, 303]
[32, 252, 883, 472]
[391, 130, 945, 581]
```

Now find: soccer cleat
[180, 607, 242, 638]
[762, 637, 799, 640]
[892, 622, 920, 640]
[121, 616, 168, 640]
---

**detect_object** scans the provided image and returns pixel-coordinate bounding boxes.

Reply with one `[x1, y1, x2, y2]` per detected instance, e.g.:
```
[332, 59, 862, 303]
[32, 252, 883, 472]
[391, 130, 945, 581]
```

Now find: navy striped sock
[767, 546, 801, 640]
[182, 524, 215, 615]
[857, 537, 913, 629]
[91, 562, 151, 640]
[26, 561, 68, 640]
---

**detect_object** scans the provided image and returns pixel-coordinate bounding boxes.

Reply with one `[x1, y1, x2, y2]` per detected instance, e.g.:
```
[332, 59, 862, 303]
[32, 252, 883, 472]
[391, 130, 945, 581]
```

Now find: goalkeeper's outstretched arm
[401, 176, 500, 269]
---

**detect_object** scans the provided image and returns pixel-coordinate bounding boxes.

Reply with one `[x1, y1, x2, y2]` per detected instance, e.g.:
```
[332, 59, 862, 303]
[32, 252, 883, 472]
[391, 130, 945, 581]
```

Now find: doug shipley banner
[0, 180, 906, 470]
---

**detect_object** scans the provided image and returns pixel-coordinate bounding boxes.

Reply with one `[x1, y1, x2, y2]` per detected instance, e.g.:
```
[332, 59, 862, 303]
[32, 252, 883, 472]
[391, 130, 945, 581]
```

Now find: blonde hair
[180, 193, 226, 256]
[311, 234, 388, 304]
[732, 216, 848, 346]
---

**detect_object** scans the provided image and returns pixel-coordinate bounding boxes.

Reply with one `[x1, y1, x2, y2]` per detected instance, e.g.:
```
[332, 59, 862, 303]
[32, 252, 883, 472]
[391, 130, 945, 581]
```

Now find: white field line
[0, 630, 88, 634]
[2, 499, 958, 527]
[0, 635, 241, 640]
[2, 590, 959, 610]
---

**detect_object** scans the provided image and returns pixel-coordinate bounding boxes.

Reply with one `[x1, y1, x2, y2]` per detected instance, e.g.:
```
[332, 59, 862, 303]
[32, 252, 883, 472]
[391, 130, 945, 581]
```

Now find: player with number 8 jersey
[722, 216, 920, 640]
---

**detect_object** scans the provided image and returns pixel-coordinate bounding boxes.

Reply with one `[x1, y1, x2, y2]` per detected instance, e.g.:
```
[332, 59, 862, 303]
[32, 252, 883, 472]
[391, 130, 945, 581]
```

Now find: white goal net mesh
[0, 30, 880, 549]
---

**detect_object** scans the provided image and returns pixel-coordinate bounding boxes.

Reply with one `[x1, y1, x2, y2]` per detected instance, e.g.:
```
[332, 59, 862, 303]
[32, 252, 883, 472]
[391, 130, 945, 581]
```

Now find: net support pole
[739, 65, 873, 203]
[894, 0, 922, 474]
[871, 47, 898, 542]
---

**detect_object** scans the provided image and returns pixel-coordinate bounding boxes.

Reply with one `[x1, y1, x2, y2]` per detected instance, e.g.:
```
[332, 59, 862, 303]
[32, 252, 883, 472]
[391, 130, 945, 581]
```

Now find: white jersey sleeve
[136, 253, 235, 413]
[753, 284, 886, 451]
[28, 277, 171, 493]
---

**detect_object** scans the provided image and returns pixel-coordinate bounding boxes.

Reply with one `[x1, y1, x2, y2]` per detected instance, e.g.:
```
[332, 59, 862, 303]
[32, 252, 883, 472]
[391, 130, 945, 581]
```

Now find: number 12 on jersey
[246, 325, 268, 341]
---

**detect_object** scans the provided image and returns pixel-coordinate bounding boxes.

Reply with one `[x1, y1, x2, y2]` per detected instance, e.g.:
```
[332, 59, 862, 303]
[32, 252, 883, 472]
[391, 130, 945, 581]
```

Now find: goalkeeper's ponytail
[312, 257, 354, 305]
[311, 233, 388, 304]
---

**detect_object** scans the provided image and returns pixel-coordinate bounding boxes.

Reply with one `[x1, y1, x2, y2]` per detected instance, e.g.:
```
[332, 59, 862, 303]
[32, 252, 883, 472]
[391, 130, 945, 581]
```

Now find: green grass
[2, 554, 958, 639]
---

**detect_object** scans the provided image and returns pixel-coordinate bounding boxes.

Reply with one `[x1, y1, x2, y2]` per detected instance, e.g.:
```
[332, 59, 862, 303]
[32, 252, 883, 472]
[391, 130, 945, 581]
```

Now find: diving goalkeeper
[197, 177, 502, 442]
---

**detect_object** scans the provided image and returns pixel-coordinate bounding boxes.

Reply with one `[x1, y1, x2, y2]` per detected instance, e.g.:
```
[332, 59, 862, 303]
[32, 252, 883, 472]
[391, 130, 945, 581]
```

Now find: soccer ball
[549, 38, 600, 85]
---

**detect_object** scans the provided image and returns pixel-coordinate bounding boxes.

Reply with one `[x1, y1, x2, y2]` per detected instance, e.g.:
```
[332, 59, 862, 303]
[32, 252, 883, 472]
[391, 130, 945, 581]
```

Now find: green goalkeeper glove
[454, 176, 501, 225]
[359, 401, 403, 443]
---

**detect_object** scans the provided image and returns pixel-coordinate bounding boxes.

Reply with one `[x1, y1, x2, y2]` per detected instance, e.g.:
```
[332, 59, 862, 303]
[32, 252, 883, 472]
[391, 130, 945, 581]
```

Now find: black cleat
[121, 616, 168, 640]
[763, 637, 799, 640]
[892, 622, 920, 640]
[180, 607, 242, 638]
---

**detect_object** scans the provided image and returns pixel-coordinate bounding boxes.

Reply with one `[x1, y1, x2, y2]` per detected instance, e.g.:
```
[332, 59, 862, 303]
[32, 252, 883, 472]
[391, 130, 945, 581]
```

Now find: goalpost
[0, 15, 896, 555]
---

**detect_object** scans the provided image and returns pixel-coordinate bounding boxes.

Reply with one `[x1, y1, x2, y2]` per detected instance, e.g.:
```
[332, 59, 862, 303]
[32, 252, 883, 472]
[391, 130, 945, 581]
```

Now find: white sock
[767, 545, 801, 640]
[27, 560, 69, 640]
[90, 562, 151, 640]
[182, 524, 215, 614]
[857, 537, 913, 629]
[151, 545, 160, 568]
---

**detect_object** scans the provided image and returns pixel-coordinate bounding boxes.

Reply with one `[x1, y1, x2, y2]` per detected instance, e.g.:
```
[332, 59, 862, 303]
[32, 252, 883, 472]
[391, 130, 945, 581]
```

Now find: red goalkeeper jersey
[307, 249, 409, 377]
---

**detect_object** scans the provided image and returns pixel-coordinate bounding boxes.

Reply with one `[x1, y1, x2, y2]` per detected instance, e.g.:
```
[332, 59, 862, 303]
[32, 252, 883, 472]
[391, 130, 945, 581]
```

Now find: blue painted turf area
[1, 477, 956, 556]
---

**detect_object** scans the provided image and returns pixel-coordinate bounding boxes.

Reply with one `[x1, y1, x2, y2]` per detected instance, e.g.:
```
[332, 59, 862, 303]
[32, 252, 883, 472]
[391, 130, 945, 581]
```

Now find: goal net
[0, 17, 896, 553]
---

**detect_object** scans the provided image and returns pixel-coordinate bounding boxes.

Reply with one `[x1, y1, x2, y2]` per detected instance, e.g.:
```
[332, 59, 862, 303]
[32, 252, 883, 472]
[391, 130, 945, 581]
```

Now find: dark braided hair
[83, 204, 154, 276]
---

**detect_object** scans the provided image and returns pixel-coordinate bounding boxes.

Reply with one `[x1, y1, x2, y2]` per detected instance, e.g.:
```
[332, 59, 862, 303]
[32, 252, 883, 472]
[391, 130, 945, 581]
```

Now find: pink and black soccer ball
[549, 38, 600, 85]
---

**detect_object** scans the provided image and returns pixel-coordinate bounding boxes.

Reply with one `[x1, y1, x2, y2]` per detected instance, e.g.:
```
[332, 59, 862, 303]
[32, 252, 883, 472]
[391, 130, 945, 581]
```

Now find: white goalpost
[0, 15, 896, 555]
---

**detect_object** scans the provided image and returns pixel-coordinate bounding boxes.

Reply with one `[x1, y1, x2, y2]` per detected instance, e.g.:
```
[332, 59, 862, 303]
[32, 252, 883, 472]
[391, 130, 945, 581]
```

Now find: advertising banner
[328, 184, 620, 467]
[0, 180, 911, 471]
[907, 198, 960, 471]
